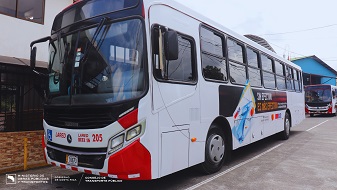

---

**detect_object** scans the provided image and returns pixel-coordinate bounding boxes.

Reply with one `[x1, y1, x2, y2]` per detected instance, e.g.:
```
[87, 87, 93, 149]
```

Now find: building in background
[0, 0, 72, 173]
[292, 55, 337, 86]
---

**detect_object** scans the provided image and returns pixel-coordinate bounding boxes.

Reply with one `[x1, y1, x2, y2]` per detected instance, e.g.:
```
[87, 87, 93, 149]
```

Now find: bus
[29, 0, 305, 180]
[305, 84, 337, 117]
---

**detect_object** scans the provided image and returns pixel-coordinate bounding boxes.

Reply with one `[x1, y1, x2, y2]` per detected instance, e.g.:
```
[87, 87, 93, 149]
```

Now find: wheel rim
[208, 135, 225, 164]
[285, 118, 290, 136]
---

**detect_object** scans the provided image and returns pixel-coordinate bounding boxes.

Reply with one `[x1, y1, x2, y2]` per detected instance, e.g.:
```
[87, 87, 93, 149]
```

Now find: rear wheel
[279, 112, 291, 140]
[200, 126, 228, 174]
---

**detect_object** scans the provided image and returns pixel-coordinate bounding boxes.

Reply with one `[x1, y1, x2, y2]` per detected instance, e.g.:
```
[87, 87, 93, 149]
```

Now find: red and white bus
[305, 84, 337, 116]
[30, 0, 305, 180]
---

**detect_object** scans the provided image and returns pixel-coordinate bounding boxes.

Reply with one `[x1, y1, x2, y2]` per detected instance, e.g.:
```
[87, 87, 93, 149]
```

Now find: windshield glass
[48, 19, 146, 106]
[305, 86, 331, 103]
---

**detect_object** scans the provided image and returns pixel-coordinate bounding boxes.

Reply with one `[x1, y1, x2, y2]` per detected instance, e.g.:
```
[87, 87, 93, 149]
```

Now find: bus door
[149, 4, 201, 177]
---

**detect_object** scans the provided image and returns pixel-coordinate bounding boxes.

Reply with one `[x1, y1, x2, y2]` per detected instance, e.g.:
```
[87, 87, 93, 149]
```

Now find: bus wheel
[200, 126, 226, 174]
[310, 113, 314, 117]
[279, 113, 291, 140]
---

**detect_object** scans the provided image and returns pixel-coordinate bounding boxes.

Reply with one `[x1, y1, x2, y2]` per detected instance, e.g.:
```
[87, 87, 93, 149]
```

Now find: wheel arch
[209, 116, 233, 151]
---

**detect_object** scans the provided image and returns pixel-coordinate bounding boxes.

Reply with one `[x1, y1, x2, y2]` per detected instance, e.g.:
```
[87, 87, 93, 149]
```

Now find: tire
[200, 126, 228, 174]
[279, 112, 291, 140]
[310, 113, 314, 117]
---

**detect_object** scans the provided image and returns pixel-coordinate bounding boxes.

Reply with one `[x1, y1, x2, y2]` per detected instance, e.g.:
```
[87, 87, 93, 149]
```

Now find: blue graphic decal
[232, 80, 256, 144]
[47, 129, 52, 141]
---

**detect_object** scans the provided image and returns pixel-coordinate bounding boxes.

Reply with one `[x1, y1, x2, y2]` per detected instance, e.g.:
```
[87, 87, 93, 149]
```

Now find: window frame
[246, 46, 262, 87]
[286, 66, 295, 91]
[151, 24, 198, 85]
[274, 60, 287, 91]
[0, 0, 45, 24]
[200, 25, 228, 83]
[260, 53, 276, 89]
[227, 37, 247, 85]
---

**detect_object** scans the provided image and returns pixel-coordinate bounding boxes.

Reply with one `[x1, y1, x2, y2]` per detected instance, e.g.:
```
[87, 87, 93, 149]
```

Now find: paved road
[1, 115, 336, 190]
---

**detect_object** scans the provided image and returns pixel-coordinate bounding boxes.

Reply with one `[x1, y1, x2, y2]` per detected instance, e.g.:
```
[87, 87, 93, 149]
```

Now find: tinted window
[201, 27, 227, 81]
[200, 27, 223, 57]
[276, 76, 286, 90]
[228, 39, 244, 63]
[53, 0, 139, 31]
[247, 48, 259, 68]
[263, 72, 276, 89]
[230, 61, 246, 84]
[286, 67, 294, 90]
[275, 61, 285, 76]
[0, 0, 45, 24]
[167, 36, 195, 82]
[261, 55, 273, 72]
[248, 67, 261, 86]
[202, 54, 227, 81]
[0, 0, 16, 17]
[294, 69, 299, 80]
[17, 0, 44, 23]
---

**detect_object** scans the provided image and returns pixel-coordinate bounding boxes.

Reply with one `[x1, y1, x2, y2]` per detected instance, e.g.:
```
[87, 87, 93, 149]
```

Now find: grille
[47, 146, 106, 169]
[44, 107, 116, 129]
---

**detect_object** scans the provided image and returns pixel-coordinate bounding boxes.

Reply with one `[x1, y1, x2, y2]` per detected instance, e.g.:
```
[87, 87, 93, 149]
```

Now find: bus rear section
[305, 85, 337, 116]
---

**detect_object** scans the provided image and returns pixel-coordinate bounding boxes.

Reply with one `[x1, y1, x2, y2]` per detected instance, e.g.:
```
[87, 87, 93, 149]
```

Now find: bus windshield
[47, 18, 146, 106]
[305, 85, 331, 103]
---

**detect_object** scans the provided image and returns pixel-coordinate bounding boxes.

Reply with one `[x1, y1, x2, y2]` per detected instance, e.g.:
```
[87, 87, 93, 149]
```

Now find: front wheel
[279, 112, 291, 140]
[200, 126, 228, 174]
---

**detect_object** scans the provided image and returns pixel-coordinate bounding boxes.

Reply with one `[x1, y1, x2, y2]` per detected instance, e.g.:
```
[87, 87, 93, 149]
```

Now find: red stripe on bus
[84, 169, 92, 174]
[99, 172, 108, 177]
[118, 109, 138, 129]
[108, 139, 151, 180]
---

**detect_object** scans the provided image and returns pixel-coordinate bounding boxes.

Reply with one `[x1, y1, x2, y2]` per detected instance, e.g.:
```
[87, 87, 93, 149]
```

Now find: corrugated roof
[0, 55, 47, 68]
[291, 55, 337, 75]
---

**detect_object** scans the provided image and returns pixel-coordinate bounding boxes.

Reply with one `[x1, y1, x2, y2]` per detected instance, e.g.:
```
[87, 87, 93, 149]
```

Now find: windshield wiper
[80, 17, 108, 64]
[78, 17, 111, 93]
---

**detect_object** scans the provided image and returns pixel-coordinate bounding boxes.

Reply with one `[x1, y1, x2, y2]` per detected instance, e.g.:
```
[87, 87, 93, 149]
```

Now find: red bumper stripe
[84, 169, 92, 174]
[99, 172, 108, 177]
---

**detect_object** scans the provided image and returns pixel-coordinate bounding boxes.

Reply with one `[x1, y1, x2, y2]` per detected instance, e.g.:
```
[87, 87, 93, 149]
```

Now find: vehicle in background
[305, 84, 337, 117]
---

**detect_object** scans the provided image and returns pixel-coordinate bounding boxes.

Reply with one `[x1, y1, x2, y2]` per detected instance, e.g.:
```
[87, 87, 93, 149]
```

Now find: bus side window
[261, 54, 276, 89]
[275, 61, 286, 90]
[246, 47, 262, 87]
[200, 26, 227, 81]
[228, 38, 246, 85]
[286, 66, 294, 91]
[152, 24, 196, 83]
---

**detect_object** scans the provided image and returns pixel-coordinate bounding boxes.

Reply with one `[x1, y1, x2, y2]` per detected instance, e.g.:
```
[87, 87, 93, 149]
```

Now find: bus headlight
[126, 125, 141, 141]
[109, 134, 124, 154]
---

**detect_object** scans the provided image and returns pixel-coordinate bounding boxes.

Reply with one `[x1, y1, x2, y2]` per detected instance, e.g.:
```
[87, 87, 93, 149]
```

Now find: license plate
[66, 154, 78, 166]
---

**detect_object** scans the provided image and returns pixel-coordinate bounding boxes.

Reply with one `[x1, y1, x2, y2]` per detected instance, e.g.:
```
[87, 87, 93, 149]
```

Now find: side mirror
[30, 47, 37, 69]
[164, 30, 178, 61]
[30, 36, 50, 70]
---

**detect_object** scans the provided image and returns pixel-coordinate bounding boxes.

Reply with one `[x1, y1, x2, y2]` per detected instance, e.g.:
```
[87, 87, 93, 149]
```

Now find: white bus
[30, 0, 305, 180]
[305, 84, 337, 116]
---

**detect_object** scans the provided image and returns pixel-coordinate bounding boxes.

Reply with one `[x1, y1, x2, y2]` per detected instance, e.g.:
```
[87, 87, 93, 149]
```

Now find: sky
[180, 0, 337, 71]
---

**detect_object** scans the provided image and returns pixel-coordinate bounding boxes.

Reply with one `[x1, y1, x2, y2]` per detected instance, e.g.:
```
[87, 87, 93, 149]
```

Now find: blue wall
[293, 58, 336, 85]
